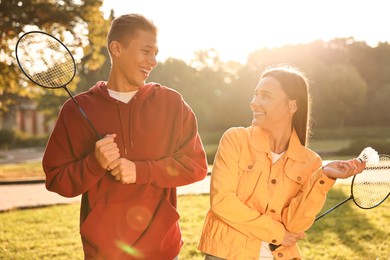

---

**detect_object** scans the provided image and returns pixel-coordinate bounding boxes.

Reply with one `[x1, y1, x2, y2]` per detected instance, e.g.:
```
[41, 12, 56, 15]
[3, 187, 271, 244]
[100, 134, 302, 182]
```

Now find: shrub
[13, 131, 49, 148]
[0, 129, 48, 149]
[336, 138, 390, 156]
[0, 128, 15, 149]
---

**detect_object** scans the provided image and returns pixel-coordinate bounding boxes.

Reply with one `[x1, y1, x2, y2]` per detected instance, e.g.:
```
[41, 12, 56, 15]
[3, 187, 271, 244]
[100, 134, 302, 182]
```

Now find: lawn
[0, 161, 43, 180]
[0, 186, 389, 259]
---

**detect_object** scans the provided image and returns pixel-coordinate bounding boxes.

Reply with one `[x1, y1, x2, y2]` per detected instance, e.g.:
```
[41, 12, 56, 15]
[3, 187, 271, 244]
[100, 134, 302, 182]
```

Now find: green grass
[1, 187, 389, 259]
[0, 161, 43, 180]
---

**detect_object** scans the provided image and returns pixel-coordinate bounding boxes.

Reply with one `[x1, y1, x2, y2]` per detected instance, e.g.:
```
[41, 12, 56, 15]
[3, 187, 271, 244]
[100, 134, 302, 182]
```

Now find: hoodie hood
[89, 81, 162, 102]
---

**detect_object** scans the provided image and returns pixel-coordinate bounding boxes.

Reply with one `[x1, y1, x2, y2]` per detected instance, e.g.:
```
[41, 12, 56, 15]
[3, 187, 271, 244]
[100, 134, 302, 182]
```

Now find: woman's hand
[323, 158, 366, 179]
[281, 230, 305, 247]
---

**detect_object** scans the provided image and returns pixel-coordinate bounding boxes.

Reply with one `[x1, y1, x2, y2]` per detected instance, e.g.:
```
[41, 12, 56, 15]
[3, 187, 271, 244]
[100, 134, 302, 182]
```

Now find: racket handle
[269, 196, 353, 252]
[269, 243, 281, 251]
[315, 196, 352, 221]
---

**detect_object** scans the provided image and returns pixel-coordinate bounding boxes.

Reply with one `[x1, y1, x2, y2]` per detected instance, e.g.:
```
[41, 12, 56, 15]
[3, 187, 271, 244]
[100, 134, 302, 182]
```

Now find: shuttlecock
[358, 147, 379, 166]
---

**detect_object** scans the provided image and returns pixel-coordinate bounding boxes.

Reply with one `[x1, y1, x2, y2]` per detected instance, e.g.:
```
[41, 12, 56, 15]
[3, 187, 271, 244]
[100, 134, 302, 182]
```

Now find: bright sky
[101, 0, 390, 63]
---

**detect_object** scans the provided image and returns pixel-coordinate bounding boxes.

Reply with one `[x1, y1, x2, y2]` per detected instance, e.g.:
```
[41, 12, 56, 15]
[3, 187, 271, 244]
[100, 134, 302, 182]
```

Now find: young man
[42, 14, 208, 259]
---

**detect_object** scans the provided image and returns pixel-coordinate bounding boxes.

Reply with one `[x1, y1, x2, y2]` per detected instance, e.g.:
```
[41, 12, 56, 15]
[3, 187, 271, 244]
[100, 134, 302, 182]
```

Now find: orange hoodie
[43, 81, 208, 259]
[198, 126, 335, 259]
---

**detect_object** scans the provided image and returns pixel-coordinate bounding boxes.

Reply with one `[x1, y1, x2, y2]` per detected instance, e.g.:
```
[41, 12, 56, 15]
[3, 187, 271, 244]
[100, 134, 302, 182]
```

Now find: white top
[271, 151, 284, 164]
[107, 89, 138, 104]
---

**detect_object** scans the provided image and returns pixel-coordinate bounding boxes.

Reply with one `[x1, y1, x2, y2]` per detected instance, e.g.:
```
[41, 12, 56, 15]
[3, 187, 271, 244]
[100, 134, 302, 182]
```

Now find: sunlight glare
[102, 0, 390, 63]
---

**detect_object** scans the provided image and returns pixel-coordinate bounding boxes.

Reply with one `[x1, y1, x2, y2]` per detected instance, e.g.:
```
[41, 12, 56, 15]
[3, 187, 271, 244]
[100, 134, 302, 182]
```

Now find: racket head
[15, 31, 76, 89]
[351, 154, 390, 209]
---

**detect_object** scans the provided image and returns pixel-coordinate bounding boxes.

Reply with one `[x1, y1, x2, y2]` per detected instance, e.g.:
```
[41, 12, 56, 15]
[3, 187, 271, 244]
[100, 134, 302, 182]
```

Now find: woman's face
[250, 76, 296, 130]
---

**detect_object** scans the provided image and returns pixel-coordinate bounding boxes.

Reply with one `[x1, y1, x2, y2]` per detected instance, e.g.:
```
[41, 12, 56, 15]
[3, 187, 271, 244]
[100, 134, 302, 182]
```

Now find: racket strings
[352, 155, 390, 208]
[16, 33, 75, 88]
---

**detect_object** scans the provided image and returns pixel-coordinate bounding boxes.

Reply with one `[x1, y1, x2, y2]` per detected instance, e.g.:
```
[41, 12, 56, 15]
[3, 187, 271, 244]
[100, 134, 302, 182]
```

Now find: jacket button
[248, 165, 253, 169]
[272, 239, 277, 243]
[320, 180, 325, 184]
[297, 176, 302, 181]
[271, 179, 277, 184]
[278, 253, 283, 257]
[270, 209, 276, 213]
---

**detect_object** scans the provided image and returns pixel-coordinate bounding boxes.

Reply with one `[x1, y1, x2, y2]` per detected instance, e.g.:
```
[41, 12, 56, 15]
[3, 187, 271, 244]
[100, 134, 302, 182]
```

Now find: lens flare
[126, 205, 152, 231]
[167, 166, 179, 176]
[116, 241, 143, 258]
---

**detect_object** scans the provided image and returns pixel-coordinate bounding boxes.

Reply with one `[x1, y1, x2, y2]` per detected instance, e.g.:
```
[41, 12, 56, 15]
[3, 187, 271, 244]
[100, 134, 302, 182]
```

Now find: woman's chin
[251, 119, 263, 127]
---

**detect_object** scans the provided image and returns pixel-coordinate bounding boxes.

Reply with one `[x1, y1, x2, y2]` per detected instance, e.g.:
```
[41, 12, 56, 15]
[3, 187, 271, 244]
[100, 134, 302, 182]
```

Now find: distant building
[1, 100, 53, 136]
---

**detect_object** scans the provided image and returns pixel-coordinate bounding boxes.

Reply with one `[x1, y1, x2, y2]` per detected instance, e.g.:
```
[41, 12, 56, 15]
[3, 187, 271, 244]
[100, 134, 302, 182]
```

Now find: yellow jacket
[198, 126, 335, 259]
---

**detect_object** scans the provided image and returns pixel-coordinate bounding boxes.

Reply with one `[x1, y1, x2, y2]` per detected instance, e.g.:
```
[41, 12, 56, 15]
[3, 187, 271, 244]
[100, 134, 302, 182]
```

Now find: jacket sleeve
[42, 103, 106, 197]
[134, 99, 208, 187]
[208, 128, 286, 245]
[281, 164, 336, 233]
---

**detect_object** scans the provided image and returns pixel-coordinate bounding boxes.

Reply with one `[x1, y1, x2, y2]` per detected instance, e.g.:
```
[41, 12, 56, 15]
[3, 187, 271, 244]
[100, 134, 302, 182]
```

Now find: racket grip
[269, 243, 281, 251]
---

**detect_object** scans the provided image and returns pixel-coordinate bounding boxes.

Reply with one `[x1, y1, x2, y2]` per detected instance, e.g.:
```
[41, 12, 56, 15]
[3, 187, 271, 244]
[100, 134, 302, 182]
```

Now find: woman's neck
[265, 126, 293, 154]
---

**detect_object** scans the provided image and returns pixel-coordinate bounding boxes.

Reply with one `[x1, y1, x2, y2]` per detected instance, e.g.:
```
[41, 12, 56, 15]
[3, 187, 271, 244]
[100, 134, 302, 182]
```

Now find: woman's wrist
[322, 166, 336, 180]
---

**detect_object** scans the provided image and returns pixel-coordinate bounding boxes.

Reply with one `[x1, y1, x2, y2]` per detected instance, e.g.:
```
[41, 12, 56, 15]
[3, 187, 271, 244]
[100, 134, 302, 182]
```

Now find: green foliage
[308, 127, 390, 157]
[311, 127, 390, 140]
[13, 131, 49, 148]
[0, 190, 389, 259]
[147, 38, 390, 134]
[2, 4, 390, 137]
[337, 138, 390, 156]
[310, 63, 367, 127]
[0, 129, 15, 149]
[0, 0, 107, 124]
[0, 129, 48, 149]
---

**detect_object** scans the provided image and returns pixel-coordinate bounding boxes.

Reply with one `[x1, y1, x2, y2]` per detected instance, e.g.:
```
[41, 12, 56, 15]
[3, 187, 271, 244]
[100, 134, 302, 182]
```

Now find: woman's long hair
[261, 65, 311, 146]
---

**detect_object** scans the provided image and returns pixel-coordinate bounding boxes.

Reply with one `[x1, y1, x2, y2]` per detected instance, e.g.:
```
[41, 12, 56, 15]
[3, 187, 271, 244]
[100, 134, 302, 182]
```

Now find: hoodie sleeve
[134, 96, 208, 188]
[42, 102, 106, 197]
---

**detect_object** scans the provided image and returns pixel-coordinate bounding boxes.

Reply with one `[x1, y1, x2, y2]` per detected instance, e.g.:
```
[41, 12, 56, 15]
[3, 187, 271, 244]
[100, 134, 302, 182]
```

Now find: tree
[310, 63, 367, 127]
[0, 0, 108, 126]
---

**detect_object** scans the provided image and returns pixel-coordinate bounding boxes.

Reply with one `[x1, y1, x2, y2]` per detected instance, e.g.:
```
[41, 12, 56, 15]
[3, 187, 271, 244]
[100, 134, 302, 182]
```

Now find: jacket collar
[250, 126, 307, 162]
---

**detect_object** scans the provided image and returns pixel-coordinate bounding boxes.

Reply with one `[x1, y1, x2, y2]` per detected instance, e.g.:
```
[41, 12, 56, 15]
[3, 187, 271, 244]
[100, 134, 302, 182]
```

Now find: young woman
[198, 65, 365, 260]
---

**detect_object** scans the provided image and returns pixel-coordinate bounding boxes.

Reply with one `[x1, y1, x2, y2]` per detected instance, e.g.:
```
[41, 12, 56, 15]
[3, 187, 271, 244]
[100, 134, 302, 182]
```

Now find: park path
[0, 148, 211, 212]
[0, 148, 352, 212]
[0, 176, 211, 212]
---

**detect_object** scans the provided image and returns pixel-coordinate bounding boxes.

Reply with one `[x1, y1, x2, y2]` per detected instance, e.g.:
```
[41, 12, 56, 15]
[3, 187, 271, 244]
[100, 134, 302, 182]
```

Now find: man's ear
[289, 100, 297, 114]
[109, 41, 121, 57]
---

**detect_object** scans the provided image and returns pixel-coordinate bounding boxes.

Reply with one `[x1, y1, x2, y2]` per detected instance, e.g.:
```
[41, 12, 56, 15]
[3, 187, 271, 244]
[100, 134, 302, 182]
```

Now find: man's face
[113, 30, 158, 90]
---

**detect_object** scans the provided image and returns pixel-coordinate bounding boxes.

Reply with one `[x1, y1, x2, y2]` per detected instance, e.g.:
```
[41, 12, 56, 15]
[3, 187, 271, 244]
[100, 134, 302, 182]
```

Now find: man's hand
[108, 158, 136, 184]
[95, 134, 120, 170]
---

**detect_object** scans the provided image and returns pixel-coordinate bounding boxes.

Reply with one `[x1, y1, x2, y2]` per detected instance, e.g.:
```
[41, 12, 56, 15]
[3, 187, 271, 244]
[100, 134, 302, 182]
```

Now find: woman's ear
[289, 100, 298, 114]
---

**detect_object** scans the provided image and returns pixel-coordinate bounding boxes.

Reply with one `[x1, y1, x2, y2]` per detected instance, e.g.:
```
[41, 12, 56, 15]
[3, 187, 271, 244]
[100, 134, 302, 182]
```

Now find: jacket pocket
[236, 159, 266, 199]
[283, 166, 311, 201]
[285, 168, 309, 185]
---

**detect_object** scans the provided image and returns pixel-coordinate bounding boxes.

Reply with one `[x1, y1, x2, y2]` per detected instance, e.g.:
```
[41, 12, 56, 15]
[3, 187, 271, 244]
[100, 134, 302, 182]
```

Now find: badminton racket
[15, 30, 101, 139]
[270, 149, 389, 251]
[315, 153, 389, 220]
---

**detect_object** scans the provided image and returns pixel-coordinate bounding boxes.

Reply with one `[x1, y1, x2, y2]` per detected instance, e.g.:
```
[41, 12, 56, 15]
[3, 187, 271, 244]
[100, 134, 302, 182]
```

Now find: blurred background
[0, 2, 389, 259]
[1, 0, 390, 165]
